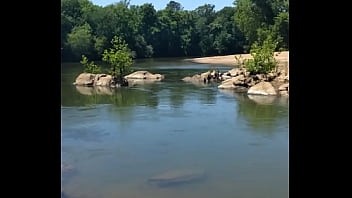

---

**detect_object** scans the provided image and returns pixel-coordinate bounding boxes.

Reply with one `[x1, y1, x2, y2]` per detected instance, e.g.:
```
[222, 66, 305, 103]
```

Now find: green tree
[102, 36, 133, 85]
[245, 36, 278, 74]
[93, 36, 108, 58]
[211, 7, 245, 54]
[194, 4, 217, 56]
[234, 0, 289, 52]
[66, 23, 95, 60]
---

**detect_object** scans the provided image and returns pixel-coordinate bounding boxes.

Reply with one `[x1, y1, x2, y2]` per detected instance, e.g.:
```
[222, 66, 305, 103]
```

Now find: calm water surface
[61, 58, 289, 198]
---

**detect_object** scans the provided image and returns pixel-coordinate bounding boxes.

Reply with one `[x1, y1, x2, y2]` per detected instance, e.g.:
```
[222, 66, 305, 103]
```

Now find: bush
[245, 36, 278, 74]
[80, 55, 101, 74]
[102, 36, 133, 77]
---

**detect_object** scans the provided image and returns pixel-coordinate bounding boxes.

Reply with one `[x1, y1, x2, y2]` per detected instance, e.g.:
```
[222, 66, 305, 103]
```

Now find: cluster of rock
[73, 67, 288, 96]
[182, 70, 221, 83]
[73, 73, 118, 87]
[183, 67, 289, 96]
[73, 71, 164, 87]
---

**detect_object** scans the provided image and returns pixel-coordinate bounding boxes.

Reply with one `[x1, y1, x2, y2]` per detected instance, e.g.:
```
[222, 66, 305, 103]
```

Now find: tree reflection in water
[219, 89, 288, 136]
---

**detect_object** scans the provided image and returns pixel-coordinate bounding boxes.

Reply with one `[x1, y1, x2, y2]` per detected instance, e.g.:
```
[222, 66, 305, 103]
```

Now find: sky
[90, 0, 235, 11]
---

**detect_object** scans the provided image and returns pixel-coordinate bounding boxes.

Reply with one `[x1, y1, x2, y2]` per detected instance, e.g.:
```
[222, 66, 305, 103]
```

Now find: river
[61, 57, 289, 198]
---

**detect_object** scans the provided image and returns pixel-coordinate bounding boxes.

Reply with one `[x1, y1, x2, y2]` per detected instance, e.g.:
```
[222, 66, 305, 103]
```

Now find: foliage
[234, 54, 245, 68]
[244, 36, 278, 74]
[80, 55, 101, 73]
[102, 36, 133, 78]
[66, 23, 94, 59]
[234, 0, 289, 51]
[61, 0, 288, 61]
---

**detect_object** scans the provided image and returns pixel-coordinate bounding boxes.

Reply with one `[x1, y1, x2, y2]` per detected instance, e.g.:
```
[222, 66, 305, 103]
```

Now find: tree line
[61, 0, 288, 62]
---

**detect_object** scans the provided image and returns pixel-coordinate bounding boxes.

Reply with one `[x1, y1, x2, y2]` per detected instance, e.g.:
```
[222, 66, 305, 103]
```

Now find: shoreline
[184, 51, 289, 73]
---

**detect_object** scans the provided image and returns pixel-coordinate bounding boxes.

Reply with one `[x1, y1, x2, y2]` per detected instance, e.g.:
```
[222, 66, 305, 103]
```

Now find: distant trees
[234, 0, 289, 52]
[61, 0, 288, 62]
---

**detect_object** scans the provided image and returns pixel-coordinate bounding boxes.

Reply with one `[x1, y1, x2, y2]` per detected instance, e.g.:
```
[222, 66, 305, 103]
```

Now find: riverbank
[184, 51, 289, 96]
[184, 51, 289, 74]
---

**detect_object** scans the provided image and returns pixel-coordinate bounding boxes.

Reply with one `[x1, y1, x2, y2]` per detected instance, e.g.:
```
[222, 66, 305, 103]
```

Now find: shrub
[80, 55, 101, 74]
[245, 36, 278, 74]
[102, 36, 133, 78]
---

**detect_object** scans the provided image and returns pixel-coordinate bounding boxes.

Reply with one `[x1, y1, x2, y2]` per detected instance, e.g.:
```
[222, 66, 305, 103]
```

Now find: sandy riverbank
[184, 51, 289, 73]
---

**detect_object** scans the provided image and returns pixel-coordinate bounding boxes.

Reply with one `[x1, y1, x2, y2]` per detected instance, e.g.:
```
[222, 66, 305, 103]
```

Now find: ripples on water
[61, 59, 288, 198]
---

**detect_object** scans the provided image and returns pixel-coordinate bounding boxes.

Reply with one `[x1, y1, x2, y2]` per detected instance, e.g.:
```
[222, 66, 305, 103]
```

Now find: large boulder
[247, 82, 277, 95]
[124, 71, 164, 80]
[218, 78, 236, 89]
[218, 75, 246, 89]
[73, 73, 95, 86]
[94, 74, 113, 86]
[74, 73, 116, 87]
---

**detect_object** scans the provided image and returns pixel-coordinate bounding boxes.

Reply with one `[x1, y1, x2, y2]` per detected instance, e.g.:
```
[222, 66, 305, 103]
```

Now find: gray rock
[94, 74, 113, 86]
[218, 75, 246, 89]
[125, 71, 164, 80]
[248, 82, 277, 95]
[218, 78, 236, 89]
[182, 70, 220, 83]
[73, 73, 95, 86]
[232, 74, 245, 85]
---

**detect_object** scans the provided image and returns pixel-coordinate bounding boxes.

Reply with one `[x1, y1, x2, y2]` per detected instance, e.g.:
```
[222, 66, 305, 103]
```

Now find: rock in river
[124, 71, 164, 80]
[147, 169, 206, 187]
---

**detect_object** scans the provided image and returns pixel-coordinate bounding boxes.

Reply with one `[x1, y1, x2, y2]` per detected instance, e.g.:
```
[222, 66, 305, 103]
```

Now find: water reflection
[76, 86, 114, 95]
[247, 95, 276, 105]
[61, 59, 288, 198]
[218, 89, 288, 135]
[237, 94, 288, 136]
[169, 84, 186, 108]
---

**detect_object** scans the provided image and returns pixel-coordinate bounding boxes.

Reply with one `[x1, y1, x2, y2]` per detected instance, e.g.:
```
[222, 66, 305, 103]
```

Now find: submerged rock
[148, 169, 206, 187]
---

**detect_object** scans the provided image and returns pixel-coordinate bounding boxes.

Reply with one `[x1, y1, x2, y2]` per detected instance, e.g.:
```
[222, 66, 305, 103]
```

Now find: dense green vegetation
[102, 36, 133, 79]
[61, 0, 288, 62]
[245, 36, 278, 74]
[80, 55, 101, 73]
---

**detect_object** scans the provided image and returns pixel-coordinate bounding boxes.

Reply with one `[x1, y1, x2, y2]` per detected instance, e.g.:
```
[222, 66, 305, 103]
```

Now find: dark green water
[61, 58, 289, 198]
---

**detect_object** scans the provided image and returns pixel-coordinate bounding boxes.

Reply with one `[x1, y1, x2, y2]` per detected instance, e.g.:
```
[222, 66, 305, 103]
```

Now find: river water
[61, 58, 289, 198]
